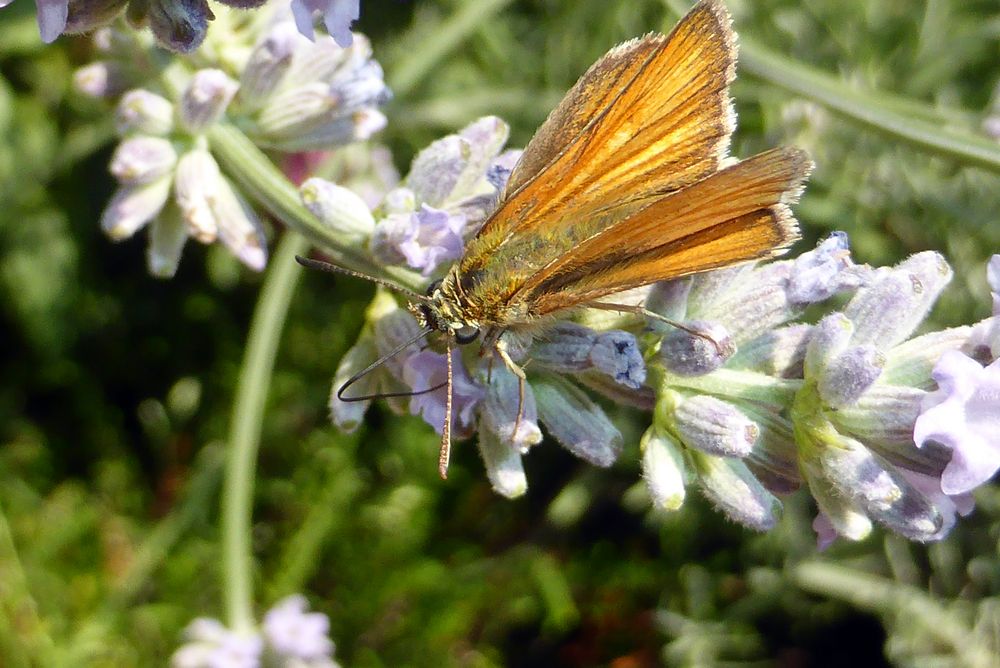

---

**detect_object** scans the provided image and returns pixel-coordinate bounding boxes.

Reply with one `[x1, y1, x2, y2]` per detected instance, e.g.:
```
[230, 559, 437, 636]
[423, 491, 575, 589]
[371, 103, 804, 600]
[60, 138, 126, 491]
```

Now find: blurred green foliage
[2, 0, 1000, 665]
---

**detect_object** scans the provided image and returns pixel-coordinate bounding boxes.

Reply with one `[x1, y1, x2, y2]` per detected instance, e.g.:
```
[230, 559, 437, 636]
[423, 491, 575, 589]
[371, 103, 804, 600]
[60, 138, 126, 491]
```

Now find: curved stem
[221, 231, 309, 632]
[207, 123, 423, 293]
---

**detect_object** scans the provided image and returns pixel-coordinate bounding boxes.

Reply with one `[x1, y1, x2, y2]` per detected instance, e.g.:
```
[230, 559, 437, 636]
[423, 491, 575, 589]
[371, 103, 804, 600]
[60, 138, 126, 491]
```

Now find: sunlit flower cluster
[79, 8, 389, 276]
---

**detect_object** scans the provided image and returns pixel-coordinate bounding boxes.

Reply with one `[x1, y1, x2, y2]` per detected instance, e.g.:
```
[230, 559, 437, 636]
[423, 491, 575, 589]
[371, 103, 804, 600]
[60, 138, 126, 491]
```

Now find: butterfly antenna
[336, 327, 447, 402]
[296, 255, 431, 303]
[438, 339, 454, 480]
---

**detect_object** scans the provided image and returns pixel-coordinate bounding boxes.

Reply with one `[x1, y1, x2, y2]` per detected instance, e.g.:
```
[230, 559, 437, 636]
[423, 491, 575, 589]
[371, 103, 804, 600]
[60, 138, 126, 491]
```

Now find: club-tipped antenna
[336, 326, 446, 402]
[296, 255, 431, 303]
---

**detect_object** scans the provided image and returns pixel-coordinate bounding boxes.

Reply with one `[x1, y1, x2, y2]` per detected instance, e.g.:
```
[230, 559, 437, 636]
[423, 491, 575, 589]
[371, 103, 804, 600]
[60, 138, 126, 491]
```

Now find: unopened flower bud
[300, 177, 375, 241]
[659, 320, 734, 376]
[591, 331, 646, 389]
[814, 429, 944, 541]
[100, 177, 171, 240]
[833, 385, 930, 460]
[239, 23, 302, 107]
[211, 176, 267, 271]
[174, 149, 221, 243]
[477, 427, 527, 499]
[818, 345, 884, 408]
[674, 395, 759, 458]
[882, 327, 971, 387]
[116, 89, 174, 136]
[646, 278, 692, 321]
[74, 61, 124, 98]
[147, 204, 187, 278]
[806, 476, 872, 543]
[329, 332, 378, 432]
[532, 322, 596, 372]
[180, 69, 239, 132]
[109, 136, 177, 184]
[692, 450, 781, 531]
[640, 426, 687, 511]
[700, 263, 796, 343]
[804, 313, 853, 377]
[732, 323, 811, 377]
[845, 252, 952, 349]
[534, 375, 622, 467]
[141, 0, 211, 53]
[481, 364, 542, 452]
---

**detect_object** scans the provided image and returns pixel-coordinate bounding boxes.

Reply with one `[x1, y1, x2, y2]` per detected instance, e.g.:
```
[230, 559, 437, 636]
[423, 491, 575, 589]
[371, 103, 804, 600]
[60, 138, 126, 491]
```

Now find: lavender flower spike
[914, 349, 1000, 494]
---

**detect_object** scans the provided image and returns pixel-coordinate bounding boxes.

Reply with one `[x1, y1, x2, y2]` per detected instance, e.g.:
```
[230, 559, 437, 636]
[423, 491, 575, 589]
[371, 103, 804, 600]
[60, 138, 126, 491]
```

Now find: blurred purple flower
[914, 349, 1000, 494]
[171, 618, 263, 668]
[812, 513, 839, 551]
[291, 0, 359, 47]
[263, 595, 335, 661]
[403, 350, 484, 435]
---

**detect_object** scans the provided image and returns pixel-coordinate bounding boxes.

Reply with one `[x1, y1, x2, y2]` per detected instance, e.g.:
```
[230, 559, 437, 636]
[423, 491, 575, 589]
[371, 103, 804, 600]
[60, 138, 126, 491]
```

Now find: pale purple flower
[914, 349, 1000, 494]
[262, 595, 335, 661]
[171, 618, 263, 668]
[291, 0, 359, 47]
[403, 350, 484, 436]
[371, 205, 466, 276]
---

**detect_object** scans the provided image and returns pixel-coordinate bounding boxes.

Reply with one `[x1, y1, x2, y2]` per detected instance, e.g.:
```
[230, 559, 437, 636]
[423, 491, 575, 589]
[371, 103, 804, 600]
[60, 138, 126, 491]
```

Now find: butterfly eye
[425, 279, 443, 296]
[454, 325, 480, 345]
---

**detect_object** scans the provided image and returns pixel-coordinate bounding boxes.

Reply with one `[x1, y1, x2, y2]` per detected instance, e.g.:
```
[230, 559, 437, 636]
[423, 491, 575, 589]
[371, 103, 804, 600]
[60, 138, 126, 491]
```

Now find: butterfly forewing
[464, 0, 737, 264]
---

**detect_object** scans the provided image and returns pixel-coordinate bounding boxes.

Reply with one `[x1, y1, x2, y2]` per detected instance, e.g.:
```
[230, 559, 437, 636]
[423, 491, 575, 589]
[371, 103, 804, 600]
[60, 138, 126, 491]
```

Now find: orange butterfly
[301, 0, 811, 477]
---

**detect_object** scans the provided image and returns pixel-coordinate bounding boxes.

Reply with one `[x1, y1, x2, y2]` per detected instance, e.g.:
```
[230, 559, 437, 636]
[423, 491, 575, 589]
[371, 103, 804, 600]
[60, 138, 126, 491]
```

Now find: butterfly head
[409, 272, 482, 345]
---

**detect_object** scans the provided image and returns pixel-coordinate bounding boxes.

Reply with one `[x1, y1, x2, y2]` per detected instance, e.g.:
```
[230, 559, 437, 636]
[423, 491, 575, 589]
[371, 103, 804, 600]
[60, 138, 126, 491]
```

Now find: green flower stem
[221, 232, 309, 633]
[386, 0, 516, 98]
[739, 38, 1000, 173]
[207, 123, 423, 293]
[662, 368, 801, 407]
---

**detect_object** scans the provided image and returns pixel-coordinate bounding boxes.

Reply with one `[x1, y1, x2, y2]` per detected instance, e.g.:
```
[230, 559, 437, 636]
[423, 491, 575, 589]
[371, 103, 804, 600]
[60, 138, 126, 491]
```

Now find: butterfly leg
[494, 337, 527, 444]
